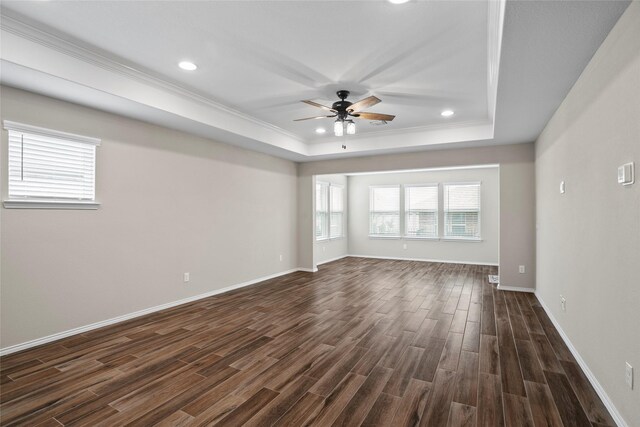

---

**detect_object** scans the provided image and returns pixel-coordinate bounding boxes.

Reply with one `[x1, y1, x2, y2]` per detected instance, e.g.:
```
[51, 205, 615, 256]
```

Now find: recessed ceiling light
[315, 127, 326, 134]
[441, 109, 455, 117]
[388, 0, 410, 4]
[178, 61, 197, 71]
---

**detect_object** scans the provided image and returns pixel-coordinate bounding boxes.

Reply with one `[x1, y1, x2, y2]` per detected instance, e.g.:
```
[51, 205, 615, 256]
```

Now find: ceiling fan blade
[348, 96, 381, 113]
[293, 115, 336, 121]
[302, 100, 337, 112]
[352, 112, 395, 121]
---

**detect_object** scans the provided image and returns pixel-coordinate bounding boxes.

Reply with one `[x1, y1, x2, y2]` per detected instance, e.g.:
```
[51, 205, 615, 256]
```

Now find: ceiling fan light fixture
[441, 109, 455, 117]
[346, 120, 356, 135]
[334, 120, 344, 137]
[178, 61, 198, 71]
[388, 0, 411, 4]
[315, 127, 326, 134]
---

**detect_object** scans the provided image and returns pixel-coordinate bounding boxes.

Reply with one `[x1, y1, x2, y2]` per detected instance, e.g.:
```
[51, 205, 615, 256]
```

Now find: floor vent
[488, 275, 499, 284]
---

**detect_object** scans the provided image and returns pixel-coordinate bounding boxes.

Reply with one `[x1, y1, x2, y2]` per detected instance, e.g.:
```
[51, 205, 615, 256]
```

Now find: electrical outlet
[626, 362, 634, 389]
[519, 265, 525, 274]
[183, 272, 190, 283]
[323, 246, 326, 252]
[279, 254, 283, 262]
[560, 181, 566, 194]
[560, 295, 566, 312]
[403, 243, 407, 250]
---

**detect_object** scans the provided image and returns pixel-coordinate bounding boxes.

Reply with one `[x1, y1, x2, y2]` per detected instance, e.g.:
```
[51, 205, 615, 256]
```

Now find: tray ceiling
[0, 1, 630, 160]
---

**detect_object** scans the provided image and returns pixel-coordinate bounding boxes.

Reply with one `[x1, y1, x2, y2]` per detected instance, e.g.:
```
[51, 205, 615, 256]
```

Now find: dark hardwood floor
[0, 258, 615, 426]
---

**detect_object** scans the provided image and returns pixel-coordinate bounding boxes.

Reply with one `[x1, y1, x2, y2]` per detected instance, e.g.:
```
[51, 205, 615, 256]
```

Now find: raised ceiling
[0, 1, 630, 161]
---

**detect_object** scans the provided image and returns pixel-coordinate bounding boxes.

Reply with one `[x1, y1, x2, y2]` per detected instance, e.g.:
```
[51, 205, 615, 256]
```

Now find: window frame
[404, 183, 439, 240]
[329, 184, 345, 239]
[369, 184, 401, 238]
[3, 121, 101, 210]
[315, 181, 330, 241]
[442, 181, 482, 241]
[315, 181, 346, 242]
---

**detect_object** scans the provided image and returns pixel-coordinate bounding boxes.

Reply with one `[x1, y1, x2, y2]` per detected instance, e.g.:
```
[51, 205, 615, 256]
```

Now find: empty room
[0, 0, 638, 426]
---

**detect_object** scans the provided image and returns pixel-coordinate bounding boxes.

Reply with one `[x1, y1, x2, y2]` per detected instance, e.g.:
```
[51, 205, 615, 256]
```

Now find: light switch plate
[618, 162, 634, 186]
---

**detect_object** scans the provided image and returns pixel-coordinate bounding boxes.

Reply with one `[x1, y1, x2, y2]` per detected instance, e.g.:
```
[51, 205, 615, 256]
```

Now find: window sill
[316, 236, 346, 242]
[3, 200, 100, 210]
[369, 235, 402, 239]
[403, 236, 440, 241]
[441, 238, 483, 243]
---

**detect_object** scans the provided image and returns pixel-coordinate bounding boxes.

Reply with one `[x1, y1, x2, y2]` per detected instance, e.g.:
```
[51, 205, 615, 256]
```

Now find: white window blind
[316, 182, 329, 240]
[444, 183, 481, 239]
[405, 185, 438, 238]
[329, 185, 344, 238]
[369, 186, 400, 237]
[6, 122, 100, 202]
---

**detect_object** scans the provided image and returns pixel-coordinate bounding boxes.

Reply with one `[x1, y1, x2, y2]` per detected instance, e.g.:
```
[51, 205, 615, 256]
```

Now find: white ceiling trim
[344, 164, 500, 176]
[0, 3, 507, 159]
[308, 121, 493, 158]
[487, 0, 506, 125]
[0, 13, 302, 143]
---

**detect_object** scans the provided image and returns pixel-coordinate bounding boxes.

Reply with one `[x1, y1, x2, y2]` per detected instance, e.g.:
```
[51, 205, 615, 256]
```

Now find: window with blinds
[315, 182, 329, 240]
[444, 183, 481, 239]
[369, 185, 400, 237]
[5, 121, 100, 205]
[405, 185, 438, 238]
[329, 185, 344, 238]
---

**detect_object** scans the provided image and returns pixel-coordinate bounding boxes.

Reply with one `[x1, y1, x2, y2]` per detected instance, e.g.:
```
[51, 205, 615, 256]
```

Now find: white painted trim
[3, 200, 100, 210]
[3, 120, 101, 145]
[535, 293, 628, 427]
[496, 284, 535, 293]
[348, 254, 498, 266]
[316, 254, 349, 266]
[297, 267, 318, 273]
[0, 14, 300, 143]
[345, 164, 500, 176]
[0, 268, 303, 356]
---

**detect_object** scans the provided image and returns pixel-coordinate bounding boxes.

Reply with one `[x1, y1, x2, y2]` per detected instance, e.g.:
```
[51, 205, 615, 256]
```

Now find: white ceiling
[0, 0, 630, 161]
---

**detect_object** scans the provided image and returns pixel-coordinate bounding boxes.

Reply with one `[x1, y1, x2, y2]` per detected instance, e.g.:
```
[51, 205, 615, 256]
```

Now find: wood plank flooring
[0, 258, 615, 426]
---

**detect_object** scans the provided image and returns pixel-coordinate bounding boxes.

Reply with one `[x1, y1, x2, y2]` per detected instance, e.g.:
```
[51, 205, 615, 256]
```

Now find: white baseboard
[0, 268, 303, 356]
[347, 254, 499, 266]
[496, 284, 535, 293]
[316, 254, 349, 266]
[535, 293, 628, 427]
[297, 267, 318, 273]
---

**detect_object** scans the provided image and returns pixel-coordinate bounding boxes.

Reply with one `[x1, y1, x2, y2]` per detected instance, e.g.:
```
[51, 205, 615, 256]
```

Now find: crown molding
[487, 0, 506, 123]
[310, 119, 492, 145]
[0, 12, 302, 143]
[0, 4, 506, 158]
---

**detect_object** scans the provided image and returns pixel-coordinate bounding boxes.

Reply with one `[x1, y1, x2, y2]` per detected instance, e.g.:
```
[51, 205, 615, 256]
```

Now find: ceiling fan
[294, 90, 395, 136]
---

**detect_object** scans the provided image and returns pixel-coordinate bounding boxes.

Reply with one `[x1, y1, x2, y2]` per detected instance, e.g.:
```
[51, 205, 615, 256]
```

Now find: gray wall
[0, 86, 299, 349]
[348, 167, 499, 265]
[298, 143, 536, 290]
[535, 2, 640, 424]
[313, 174, 349, 267]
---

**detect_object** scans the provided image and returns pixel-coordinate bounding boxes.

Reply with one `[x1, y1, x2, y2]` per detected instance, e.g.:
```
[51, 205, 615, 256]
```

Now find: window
[4, 121, 100, 209]
[444, 183, 481, 239]
[329, 185, 344, 238]
[405, 185, 438, 238]
[316, 181, 345, 241]
[369, 185, 400, 237]
[315, 182, 329, 240]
